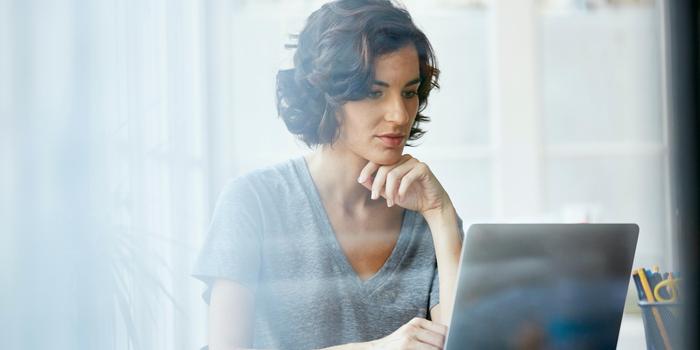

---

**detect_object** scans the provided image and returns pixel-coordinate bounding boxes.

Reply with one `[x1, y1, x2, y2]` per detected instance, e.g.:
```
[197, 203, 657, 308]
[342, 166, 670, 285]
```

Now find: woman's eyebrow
[372, 77, 421, 87]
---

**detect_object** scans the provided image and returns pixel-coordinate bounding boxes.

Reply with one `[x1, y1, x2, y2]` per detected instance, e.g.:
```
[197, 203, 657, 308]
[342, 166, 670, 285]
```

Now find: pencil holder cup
[638, 301, 682, 350]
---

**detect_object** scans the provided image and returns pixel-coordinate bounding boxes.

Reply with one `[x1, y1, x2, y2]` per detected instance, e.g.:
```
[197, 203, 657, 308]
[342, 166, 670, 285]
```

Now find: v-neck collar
[293, 156, 415, 293]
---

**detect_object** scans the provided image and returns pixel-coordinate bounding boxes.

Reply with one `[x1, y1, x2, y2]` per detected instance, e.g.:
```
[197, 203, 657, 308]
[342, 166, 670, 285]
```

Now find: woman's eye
[368, 91, 383, 99]
[403, 91, 418, 98]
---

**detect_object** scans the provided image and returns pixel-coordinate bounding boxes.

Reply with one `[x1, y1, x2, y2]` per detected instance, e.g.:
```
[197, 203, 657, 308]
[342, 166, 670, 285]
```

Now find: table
[617, 313, 646, 349]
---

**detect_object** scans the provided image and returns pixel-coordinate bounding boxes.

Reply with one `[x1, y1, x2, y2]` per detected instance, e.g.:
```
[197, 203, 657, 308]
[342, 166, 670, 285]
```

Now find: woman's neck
[305, 145, 384, 216]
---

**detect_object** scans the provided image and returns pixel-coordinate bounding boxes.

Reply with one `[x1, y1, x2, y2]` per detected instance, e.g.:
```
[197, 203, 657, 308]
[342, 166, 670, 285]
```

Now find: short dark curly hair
[276, 0, 439, 148]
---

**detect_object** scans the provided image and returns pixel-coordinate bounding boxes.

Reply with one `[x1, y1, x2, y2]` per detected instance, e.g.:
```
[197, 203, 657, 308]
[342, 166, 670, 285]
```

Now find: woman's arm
[422, 199, 462, 326]
[208, 279, 256, 350]
[209, 279, 446, 350]
[357, 155, 463, 326]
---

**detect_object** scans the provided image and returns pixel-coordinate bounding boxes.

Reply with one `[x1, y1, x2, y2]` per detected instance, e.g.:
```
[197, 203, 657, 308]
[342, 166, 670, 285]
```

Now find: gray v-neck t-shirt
[192, 156, 464, 349]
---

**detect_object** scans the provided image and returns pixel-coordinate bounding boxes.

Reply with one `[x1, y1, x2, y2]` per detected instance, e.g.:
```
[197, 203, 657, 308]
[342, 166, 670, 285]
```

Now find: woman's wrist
[421, 195, 456, 227]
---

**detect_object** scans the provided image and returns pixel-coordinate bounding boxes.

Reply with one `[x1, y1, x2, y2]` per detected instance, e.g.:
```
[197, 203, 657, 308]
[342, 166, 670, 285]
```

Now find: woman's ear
[333, 106, 344, 130]
[334, 104, 343, 122]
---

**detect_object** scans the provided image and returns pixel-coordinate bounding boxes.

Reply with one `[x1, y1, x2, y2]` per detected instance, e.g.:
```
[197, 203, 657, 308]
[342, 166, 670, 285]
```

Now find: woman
[193, 1, 464, 349]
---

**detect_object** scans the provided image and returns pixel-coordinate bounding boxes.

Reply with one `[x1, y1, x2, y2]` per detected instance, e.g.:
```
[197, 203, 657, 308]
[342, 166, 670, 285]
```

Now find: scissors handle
[653, 277, 681, 302]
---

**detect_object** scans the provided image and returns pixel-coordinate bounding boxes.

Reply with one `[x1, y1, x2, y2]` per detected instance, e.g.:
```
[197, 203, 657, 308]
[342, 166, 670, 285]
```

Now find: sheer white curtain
[0, 0, 670, 349]
[1, 0, 209, 348]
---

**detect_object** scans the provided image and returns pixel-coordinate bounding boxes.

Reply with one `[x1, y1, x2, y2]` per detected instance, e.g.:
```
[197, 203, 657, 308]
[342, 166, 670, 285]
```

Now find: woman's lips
[377, 136, 404, 147]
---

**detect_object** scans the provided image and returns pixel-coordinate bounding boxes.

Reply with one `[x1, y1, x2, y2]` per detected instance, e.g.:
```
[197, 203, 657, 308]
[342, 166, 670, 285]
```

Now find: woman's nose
[384, 94, 409, 125]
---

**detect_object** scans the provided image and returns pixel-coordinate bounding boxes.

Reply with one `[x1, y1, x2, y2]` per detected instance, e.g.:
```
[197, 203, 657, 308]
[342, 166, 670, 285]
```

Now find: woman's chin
[369, 149, 404, 165]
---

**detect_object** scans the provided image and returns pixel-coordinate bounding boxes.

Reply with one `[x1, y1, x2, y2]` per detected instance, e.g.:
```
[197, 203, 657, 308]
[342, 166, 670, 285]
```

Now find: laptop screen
[445, 224, 639, 349]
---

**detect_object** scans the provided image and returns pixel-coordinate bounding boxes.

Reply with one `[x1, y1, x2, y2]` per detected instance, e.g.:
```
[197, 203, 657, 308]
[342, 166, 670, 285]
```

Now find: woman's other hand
[367, 317, 447, 350]
[357, 154, 450, 216]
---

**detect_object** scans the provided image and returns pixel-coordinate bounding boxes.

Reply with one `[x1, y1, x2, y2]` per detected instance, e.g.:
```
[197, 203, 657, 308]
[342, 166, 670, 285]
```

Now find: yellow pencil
[637, 268, 672, 350]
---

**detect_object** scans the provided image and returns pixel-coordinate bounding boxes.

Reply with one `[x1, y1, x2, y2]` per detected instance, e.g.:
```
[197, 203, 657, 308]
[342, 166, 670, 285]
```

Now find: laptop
[444, 224, 639, 350]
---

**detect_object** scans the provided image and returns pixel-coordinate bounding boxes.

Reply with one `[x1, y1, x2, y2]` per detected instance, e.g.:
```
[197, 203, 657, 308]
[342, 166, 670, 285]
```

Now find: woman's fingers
[357, 161, 380, 184]
[384, 158, 418, 206]
[410, 326, 445, 349]
[372, 317, 446, 350]
[371, 156, 407, 199]
[405, 318, 447, 349]
[358, 155, 420, 204]
[397, 164, 427, 200]
[413, 341, 442, 350]
[414, 328, 445, 349]
[410, 317, 448, 336]
[369, 155, 413, 201]
[370, 165, 390, 200]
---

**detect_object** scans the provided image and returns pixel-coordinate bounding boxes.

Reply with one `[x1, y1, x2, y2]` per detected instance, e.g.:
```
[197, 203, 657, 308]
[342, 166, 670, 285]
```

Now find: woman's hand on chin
[356, 154, 451, 215]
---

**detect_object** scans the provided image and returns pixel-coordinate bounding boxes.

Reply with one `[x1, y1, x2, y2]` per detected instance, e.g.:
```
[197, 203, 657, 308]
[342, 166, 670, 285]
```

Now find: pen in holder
[638, 301, 681, 350]
[633, 267, 683, 350]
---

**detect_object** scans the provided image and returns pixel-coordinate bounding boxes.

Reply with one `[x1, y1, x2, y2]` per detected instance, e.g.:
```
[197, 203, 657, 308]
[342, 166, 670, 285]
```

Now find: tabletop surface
[617, 313, 646, 349]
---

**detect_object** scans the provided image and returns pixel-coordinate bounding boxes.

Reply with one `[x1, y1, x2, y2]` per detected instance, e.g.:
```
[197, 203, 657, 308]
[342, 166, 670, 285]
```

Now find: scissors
[653, 274, 681, 302]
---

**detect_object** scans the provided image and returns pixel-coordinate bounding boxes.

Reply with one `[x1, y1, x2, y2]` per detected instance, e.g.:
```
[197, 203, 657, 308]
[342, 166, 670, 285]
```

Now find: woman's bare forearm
[422, 198, 462, 325]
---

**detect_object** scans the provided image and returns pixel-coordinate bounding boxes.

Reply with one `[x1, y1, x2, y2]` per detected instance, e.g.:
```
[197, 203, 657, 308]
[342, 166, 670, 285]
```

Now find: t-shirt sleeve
[428, 214, 466, 312]
[191, 176, 263, 304]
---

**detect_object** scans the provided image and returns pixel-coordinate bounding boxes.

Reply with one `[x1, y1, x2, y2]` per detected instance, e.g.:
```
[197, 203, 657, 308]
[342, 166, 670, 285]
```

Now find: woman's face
[334, 44, 421, 165]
